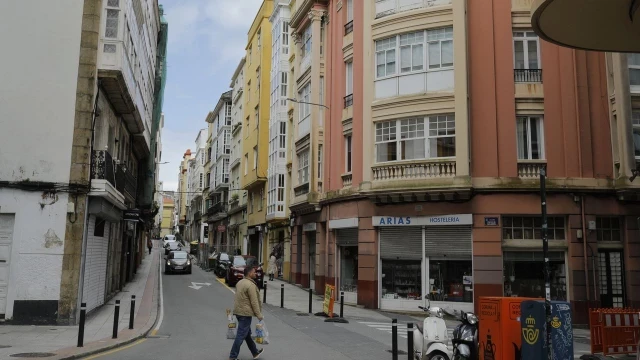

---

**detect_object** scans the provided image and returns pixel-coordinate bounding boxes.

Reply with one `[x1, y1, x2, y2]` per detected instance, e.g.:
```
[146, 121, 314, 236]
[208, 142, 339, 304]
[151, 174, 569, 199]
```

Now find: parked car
[164, 241, 182, 256]
[165, 251, 191, 274]
[225, 255, 264, 288]
[213, 252, 231, 278]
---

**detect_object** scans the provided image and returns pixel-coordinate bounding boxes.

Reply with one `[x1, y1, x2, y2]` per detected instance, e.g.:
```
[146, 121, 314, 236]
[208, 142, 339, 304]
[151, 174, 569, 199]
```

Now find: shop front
[374, 214, 474, 312]
[330, 218, 359, 305]
[302, 222, 316, 289]
[247, 225, 265, 263]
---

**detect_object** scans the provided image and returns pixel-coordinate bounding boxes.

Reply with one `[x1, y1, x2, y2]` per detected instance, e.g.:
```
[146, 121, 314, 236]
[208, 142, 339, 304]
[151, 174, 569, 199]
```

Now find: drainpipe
[581, 195, 590, 303]
[326, 204, 330, 295]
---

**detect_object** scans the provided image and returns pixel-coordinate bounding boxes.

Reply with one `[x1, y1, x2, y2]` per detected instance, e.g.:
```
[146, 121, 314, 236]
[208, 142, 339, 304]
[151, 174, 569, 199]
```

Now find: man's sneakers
[253, 348, 265, 359]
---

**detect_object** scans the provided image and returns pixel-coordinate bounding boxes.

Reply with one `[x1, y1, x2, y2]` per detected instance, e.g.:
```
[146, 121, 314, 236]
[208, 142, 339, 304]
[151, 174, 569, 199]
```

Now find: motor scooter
[412, 298, 452, 360]
[445, 309, 479, 360]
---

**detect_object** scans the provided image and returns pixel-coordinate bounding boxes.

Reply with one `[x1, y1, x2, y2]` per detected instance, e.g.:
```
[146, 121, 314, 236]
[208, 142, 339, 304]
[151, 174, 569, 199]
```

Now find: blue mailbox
[520, 300, 574, 360]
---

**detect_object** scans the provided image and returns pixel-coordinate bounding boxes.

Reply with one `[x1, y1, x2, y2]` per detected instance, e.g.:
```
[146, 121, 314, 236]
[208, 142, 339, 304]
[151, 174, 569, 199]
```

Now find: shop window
[596, 217, 621, 241]
[428, 260, 472, 303]
[502, 216, 565, 240]
[382, 260, 421, 300]
[94, 217, 105, 237]
[340, 246, 358, 293]
[503, 251, 566, 301]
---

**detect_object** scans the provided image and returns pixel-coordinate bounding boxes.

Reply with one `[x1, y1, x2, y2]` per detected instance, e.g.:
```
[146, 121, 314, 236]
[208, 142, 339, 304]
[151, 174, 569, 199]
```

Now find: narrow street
[91, 261, 391, 360]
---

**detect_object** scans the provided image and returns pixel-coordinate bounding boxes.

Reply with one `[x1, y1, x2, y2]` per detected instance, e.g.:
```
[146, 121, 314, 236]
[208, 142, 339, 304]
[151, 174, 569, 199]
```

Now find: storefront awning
[531, 0, 640, 52]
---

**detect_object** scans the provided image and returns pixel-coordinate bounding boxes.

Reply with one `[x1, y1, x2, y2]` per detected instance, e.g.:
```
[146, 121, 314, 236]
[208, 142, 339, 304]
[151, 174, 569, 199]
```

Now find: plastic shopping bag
[254, 320, 270, 345]
[226, 309, 237, 339]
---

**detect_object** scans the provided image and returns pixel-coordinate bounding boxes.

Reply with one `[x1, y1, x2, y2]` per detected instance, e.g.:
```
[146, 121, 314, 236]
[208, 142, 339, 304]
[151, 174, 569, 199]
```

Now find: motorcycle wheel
[427, 352, 449, 360]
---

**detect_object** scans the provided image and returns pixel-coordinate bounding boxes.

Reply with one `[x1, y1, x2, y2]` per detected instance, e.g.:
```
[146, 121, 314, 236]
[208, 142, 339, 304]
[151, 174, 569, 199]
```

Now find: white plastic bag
[226, 310, 237, 339]
[254, 319, 270, 345]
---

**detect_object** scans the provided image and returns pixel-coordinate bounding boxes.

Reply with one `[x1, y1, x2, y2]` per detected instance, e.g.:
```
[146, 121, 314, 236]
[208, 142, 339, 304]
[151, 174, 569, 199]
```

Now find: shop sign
[484, 217, 499, 226]
[217, 225, 226, 232]
[303, 223, 316, 232]
[123, 209, 140, 222]
[323, 284, 335, 317]
[372, 214, 472, 227]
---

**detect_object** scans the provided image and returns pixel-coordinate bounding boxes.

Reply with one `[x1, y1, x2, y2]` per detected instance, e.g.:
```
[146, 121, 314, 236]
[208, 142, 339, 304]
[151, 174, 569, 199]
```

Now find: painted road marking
[216, 277, 236, 294]
[358, 321, 454, 345]
[188, 282, 212, 290]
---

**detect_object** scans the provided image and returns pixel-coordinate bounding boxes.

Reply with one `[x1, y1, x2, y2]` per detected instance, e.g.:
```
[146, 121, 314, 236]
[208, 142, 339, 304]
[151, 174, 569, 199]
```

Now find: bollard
[391, 318, 398, 360]
[280, 284, 284, 308]
[340, 291, 345, 318]
[112, 300, 120, 339]
[308, 288, 313, 314]
[77, 303, 86, 347]
[263, 281, 267, 304]
[407, 323, 414, 360]
[129, 295, 136, 330]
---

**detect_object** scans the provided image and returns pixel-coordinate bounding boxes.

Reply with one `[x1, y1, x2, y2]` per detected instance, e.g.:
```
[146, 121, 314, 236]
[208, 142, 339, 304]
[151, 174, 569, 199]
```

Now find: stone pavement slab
[0, 241, 161, 360]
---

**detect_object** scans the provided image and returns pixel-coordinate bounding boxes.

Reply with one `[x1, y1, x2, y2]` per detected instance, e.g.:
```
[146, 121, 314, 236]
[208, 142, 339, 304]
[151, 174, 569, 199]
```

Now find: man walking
[229, 265, 265, 360]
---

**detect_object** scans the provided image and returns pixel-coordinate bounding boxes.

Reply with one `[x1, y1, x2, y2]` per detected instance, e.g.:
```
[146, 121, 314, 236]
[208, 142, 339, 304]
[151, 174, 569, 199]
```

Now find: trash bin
[478, 297, 539, 360]
[520, 300, 574, 360]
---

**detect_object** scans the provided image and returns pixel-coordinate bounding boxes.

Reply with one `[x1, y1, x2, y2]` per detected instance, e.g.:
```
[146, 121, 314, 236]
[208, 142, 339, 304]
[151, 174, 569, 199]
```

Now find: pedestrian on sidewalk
[268, 253, 277, 281]
[229, 265, 264, 360]
[147, 238, 153, 254]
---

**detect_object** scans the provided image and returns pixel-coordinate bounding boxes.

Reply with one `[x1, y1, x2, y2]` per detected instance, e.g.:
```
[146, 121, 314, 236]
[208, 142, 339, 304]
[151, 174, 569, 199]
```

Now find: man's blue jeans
[229, 315, 259, 359]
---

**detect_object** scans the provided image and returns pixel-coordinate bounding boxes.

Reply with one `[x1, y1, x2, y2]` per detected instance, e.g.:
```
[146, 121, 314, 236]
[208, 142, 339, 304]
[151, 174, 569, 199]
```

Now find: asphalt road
[87, 263, 394, 360]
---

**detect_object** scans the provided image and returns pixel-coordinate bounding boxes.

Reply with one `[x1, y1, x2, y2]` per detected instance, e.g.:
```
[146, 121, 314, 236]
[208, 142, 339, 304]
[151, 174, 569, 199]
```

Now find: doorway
[0, 215, 14, 317]
[598, 250, 625, 308]
[308, 232, 316, 290]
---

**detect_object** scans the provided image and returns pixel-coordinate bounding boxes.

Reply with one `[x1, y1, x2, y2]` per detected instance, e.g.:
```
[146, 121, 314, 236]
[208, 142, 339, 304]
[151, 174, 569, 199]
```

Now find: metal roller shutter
[82, 216, 110, 313]
[380, 227, 422, 260]
[425, 226, 471, 260]
[335, 228, 358, 246]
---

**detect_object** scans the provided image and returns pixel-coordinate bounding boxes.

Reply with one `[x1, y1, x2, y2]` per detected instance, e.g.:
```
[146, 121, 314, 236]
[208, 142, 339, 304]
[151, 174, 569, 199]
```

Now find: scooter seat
[415, 322, 423, 334]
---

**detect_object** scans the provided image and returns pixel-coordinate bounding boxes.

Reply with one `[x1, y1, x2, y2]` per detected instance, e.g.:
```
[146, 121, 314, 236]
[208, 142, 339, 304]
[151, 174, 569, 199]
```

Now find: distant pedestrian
[147, 239, 153, 254]
[268, 253, 277, 281]
[229, 266, 264, 360]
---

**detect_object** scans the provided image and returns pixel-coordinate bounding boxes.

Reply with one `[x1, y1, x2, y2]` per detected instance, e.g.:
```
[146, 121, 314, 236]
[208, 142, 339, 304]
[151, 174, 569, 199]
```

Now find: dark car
[165, 251, 192, 274]
[225, 255, 264, 288]
[213, 252, 231, 278]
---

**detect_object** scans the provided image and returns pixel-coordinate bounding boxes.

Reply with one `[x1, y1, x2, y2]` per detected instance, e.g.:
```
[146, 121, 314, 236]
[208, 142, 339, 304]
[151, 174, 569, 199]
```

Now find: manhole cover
[10, 353, 56, 358]
[386, 349, 408, 355]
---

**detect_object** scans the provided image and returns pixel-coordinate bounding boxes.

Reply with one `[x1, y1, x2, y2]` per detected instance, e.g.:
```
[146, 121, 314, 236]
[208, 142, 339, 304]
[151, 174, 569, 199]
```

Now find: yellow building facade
[241, 0, 273, 265]
[160, 196, 175, 238]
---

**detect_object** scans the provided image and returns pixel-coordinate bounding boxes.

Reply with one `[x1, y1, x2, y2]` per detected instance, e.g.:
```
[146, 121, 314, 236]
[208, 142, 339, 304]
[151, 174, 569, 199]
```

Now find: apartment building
[206, 91, 234, 253]
[282, 0, 639, 325]
[187, 130, 207, 243]
[229, 58, 249, 256]
[241, 0, 274, 264]
[160, 194, 175, 237]
[0, 0, 166, 324]
[266, 1, 292, 280]
[176, 149, 192, 236]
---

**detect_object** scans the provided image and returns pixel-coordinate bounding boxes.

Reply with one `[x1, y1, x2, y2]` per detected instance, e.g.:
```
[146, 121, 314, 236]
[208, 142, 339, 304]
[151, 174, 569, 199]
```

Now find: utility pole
[540, 167, 552, 360]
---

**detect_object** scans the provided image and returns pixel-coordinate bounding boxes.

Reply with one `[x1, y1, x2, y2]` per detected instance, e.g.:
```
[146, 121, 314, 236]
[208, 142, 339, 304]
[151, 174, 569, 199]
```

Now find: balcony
[344, 94, 353, 109]
[207, 202, 228, 222]
[194, 211, 202, 221]
[301, 54, 312, 75]
[341, 173, 353, 188]
[514, 69, 543, 83]
[344, 20, 353, 35]
[89, 150, 126, 209]
[294, 183, 310, 197]
[372, 159, 456, 181]
[375, 0, 452, 19]
[518, 160, 546, 179]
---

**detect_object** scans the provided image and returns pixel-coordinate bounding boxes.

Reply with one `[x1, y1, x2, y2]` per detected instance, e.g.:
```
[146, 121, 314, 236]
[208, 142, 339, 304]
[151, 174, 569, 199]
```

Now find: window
[346, 61, 353, 95]
[259, 188, 263, 210]
[298, 150, 310, 184]
[254, 106, 259, 128]
[596, 217, 621, 241]
[502, 216, 565, 240]
[347, 0, 354, 22]
[376, 37, 396, 78]
[257, 30, 261, 50]
[245, 116, 250, 137]
[318, 145, 323, 179]
[513, 31, 540, 70]
[302, 25, 312, 58]
[632, 111, 640, 158]
[280, 72, 288, 101]
[248, 46, 252, 64]
[94, 217, 105, 237]
[375, 115, 455, 163]
[206, 172, 211, 187]
[629, 54, 640, 86]
[516, 116, 545, 160]
[345, 135, 352, 173]
[244, 154, 248, 175]
[249, 192, 254, 213]
[105, 9, 119, 38]
[199, 173, 203, 188]
[400, 31, 424, 73]
[427, 27, 453, 69]
[282, 22, 289, 53]
[279, 121, 286, 157]
[253, 146, 258, 169]
[298, 83, 311, 136]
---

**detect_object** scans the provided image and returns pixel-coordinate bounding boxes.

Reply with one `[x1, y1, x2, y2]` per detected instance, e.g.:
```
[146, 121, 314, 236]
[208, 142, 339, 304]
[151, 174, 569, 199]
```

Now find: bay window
[302, 25, 312, 58]
[376, 37, 396, 78]
[298, 83, 311, 137]
[516, 116, 545, 160]
[400, 32, 424, 73]
[427, 27, 453, 69]
[375, 115, 455, 163]
[297, 150, 310, 185]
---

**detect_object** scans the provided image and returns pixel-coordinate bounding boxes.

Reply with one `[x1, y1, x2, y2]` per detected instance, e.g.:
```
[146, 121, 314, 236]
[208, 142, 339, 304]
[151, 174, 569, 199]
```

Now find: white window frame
[374, 115, 456, 163]
[105, 4, 120, 39]
[346, 61, 354, 95]
[318, 145, 323, 179]
[427, 27, 453, 69]
[513, 31, 541, 70]
[297, 150, 310, 185]
[302, 25, 312, 59]
[516, 116, 545, 160]
[347, 0, 354, 22]
[400, 31, 424, 73]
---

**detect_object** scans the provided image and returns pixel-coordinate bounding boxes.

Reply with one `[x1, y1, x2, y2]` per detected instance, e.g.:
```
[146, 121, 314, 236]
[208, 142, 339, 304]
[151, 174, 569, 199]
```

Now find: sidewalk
[0, 242, 161, 360]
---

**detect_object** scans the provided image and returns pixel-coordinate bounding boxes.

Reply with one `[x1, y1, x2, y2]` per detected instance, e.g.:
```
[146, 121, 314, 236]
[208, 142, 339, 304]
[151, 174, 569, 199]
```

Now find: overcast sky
[158, 0, 262, 191]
